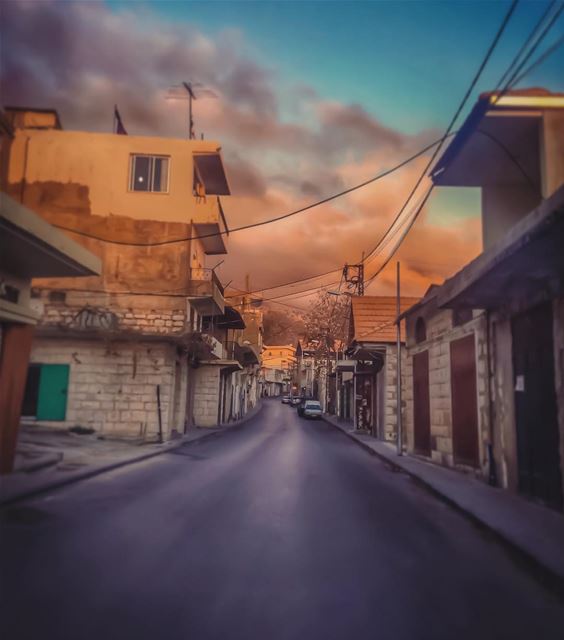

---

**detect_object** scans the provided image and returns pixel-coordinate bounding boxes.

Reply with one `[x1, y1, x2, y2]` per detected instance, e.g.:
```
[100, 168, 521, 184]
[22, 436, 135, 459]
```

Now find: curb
[0, 402, 265, 508]
[322, 414, 564, 597]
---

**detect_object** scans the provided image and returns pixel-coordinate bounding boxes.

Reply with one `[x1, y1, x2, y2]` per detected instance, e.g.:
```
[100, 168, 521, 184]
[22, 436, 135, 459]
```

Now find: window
[415, 317, 427, 344]
[130, 155, 169, 192]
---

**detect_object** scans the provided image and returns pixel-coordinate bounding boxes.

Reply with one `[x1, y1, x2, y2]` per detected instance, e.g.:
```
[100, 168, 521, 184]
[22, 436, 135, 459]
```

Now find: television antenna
[166, 81, 218, 139]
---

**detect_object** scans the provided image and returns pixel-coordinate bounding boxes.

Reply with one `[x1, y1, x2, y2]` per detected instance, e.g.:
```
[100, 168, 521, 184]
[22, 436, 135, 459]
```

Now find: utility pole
[396, 261, 403, 456]
[343, 263, 364, 296]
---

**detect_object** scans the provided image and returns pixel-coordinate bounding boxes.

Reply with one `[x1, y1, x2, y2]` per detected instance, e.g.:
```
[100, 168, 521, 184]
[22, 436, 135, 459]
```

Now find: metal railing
[189, 268, 225, 296]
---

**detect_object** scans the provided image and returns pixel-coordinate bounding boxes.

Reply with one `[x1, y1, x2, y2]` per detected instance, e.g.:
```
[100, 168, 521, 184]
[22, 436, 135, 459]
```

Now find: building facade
[3, 106, 234, 440]
[402, 90, 564, 510]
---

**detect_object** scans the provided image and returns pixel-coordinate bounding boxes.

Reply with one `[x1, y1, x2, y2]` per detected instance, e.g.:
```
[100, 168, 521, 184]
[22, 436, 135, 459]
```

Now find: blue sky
[4, 0, 563, 294]
[110, 0, 564, 134]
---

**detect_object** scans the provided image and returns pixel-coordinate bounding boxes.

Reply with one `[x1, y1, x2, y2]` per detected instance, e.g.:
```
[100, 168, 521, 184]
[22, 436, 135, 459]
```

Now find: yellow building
[261, 345, 295, 395]
[2, 107, 234, 437]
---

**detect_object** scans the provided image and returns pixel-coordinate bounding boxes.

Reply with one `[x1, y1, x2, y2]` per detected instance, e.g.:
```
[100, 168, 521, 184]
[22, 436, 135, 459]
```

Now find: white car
[302, 400, 322, 419]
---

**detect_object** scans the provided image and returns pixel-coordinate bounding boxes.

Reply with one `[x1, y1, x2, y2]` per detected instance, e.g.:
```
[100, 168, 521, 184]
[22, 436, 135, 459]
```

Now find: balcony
[187, 267, 225, 316]
[193, 197, 229, 255]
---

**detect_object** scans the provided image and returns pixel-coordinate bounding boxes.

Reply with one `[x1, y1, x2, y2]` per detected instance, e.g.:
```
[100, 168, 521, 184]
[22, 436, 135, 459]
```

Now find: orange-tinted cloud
[2, 0, 482, 303]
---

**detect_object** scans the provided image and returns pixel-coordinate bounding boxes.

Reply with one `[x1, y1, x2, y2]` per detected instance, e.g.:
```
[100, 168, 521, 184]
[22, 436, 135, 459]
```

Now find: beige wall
[192, 365, 221, 427]
[29, 338, 181, 439]
[404, 307, 489, 474]
[541, 111, 564, 198]
[481, 185, 540, 249]
[7, 129, 224, 225]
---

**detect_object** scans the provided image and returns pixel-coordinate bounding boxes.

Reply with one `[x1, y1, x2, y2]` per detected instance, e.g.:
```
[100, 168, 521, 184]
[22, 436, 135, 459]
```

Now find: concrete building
[2, 106, 232, 440]
[402, 90, 564, 510]
[333, 296, 418, 440]
[0, 193, 100, 472]
[295, 341, 316, 398]
[261, 345, 295, 395]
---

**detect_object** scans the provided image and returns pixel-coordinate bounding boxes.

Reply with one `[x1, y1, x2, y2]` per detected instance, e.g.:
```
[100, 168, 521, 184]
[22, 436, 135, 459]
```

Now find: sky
[2, 0, 563, 302]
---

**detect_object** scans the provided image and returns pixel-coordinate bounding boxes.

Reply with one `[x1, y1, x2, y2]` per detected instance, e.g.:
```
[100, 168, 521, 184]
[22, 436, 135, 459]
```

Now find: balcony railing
[189, 268, 225, 296]
[186, 268, 225, 315]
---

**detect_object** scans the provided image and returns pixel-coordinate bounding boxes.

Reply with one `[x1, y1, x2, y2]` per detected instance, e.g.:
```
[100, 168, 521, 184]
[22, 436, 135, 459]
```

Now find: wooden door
[450, 334, 479, 466]
[512, 303, 562, 510]
[413, 351, 431, 455]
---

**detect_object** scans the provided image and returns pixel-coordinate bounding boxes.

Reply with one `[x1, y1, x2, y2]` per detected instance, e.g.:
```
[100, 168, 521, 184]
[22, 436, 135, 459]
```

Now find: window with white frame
[129, 155, 170, 192]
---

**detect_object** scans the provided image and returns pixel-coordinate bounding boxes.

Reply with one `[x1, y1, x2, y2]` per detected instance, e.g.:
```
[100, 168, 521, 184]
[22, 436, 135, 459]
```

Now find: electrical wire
[360, 0, 519, 267]
[494, 0, 557, 89]
[52, 136, 449, 248]
[496, 2, 563, 97]
[508, 33, 564, 87]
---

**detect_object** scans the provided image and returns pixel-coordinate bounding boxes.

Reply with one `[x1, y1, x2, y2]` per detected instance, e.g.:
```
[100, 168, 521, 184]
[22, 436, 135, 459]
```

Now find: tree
[303, 291, 350, 357]
[262, 306, 305, 345]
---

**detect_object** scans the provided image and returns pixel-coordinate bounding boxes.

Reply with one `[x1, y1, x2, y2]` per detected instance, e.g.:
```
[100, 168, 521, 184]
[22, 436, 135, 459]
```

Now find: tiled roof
[351, 295, 420, 343]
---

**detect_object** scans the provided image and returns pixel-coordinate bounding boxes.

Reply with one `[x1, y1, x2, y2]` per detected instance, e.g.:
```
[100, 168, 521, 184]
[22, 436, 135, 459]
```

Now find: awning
[0, 193, 101, 279]
[437, 185, 564, 309]
[198, 359, 242, 372]
[430, 94, 547, 189]
[212, 305, 245, 330]
[335, 359, 356, 372]
[193, 153, 230, 195]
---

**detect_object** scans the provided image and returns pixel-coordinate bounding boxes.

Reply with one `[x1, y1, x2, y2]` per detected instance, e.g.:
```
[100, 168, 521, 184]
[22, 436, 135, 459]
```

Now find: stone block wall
[34, 290, 188, 337]
[29, 338, 181, 439]
[380, 344, 408, 442]
[403, 308, 489, 475]
[192, 365, 220, 427]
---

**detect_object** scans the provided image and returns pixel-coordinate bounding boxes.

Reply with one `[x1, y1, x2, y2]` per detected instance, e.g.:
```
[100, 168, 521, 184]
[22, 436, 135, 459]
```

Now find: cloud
[1, 0, 481, 300]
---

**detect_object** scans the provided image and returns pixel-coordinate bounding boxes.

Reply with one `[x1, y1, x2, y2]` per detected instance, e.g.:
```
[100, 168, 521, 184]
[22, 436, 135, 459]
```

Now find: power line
[496, 2, 563, 97]
[509, 33, 564, 87]
[360, 0, 519, 267]
[494, 0, 557, 90]
[52, 136, 450, 248]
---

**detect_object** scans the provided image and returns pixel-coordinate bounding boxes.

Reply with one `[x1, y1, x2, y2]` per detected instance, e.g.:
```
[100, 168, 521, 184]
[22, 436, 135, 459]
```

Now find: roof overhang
[198, 359, 242, 372]
[431, 96, 543, 189]
[193, 222, 228, 255]
[212, 305, 246, 329]
[193, 153, 230, 195]
[437, 185, 564, 310]
[0, 193, 101, 279]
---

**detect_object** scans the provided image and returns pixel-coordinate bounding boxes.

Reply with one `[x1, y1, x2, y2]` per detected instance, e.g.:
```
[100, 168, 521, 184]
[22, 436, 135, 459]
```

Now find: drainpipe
[396, 261, 403, 456]
[20, 135, 31, 205]
[486, 310, 497, 486]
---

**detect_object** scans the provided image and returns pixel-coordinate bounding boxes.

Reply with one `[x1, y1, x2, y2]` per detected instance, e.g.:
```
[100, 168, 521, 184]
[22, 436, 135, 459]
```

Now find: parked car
[296, 396, 315, 416]
[302, 400, 322, 419]
[281, 396, 291, 404]
[291, 396, 302, 407]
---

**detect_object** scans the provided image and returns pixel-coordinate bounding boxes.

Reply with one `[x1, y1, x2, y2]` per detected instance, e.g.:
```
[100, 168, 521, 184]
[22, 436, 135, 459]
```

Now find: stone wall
[33, 290, 188, 337]
[192, 365, 220, 427]
[29, 338, 181, 439]
[380, 344, 407, 442]
[404, 307, 489, 475]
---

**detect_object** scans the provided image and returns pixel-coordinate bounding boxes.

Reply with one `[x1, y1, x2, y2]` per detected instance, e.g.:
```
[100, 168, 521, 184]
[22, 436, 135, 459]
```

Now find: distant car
[303, 400, 322, 419]
[290, 396, 302, 407]
[281, 396, 291, 404]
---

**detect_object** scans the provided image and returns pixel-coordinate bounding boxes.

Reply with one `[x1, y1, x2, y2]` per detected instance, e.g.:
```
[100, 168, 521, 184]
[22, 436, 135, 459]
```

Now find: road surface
[1, 399, 564, 639]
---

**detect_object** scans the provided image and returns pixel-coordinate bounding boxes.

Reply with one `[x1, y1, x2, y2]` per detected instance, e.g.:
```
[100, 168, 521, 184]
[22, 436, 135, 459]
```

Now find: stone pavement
[323, 413, 564, 593]
[0, 401, 264, 506]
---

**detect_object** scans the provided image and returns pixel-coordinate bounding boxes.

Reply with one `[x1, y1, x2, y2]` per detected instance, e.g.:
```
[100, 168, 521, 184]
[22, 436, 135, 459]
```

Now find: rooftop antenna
[166, 81, 218, 139]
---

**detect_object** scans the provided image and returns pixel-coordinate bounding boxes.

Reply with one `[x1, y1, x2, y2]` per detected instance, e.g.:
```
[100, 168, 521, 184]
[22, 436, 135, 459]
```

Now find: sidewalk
[323, 413, 564, 592]
[0, 401, 264, 507]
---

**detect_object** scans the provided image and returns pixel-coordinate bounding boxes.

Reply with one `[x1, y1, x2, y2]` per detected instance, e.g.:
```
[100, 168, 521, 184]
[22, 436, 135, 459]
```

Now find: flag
[114, 104, 127, 135]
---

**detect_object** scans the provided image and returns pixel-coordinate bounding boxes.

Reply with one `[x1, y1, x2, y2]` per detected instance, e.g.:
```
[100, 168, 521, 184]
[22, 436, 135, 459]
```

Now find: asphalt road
[2, 399, 564, 640]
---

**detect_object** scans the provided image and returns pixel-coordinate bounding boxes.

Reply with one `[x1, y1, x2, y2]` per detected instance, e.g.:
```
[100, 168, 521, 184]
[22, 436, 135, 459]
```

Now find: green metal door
[37, 364, 70, 421]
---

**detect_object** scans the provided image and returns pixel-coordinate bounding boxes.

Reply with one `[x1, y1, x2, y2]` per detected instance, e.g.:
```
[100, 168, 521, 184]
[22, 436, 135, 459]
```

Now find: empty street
[1, 400, 564, 640]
